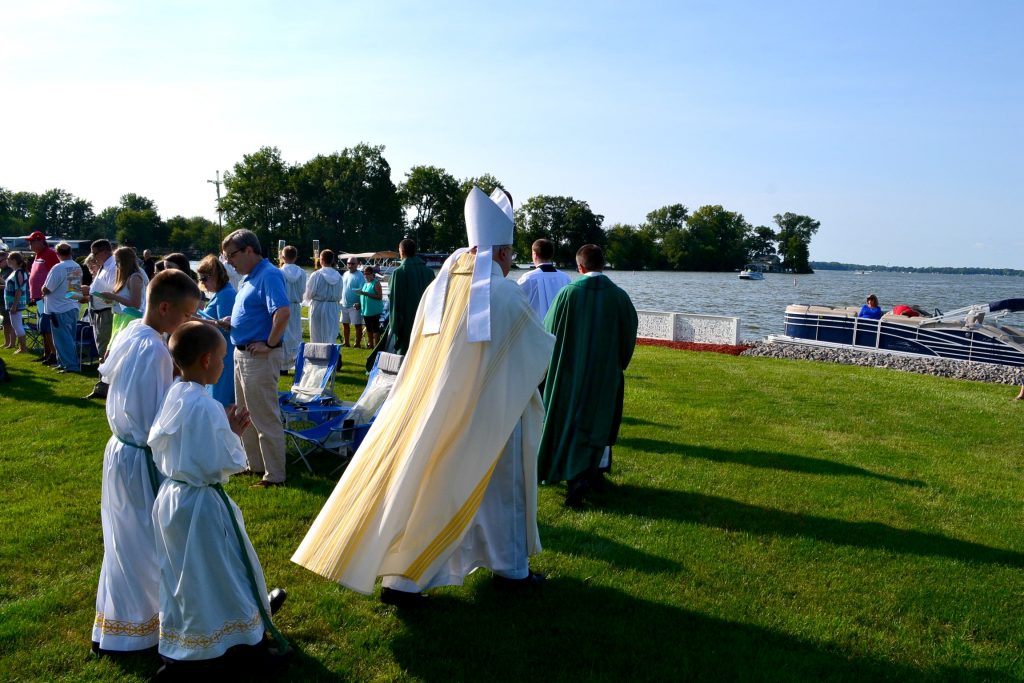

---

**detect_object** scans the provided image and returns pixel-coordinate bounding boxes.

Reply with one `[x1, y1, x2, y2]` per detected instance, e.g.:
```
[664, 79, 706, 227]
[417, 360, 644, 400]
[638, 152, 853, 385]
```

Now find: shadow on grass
[538, 523, 681, 574]
[618, 415, 670, 428]
[598, 484, 1024, 569]
[0, 365, 93, 410]
[96, 641, 334, 682]
[620, 437, 924, 487]
[387, 578, 1010, 682]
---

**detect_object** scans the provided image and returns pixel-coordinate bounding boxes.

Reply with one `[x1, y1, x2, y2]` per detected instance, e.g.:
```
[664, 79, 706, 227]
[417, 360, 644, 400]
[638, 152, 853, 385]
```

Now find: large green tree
[400, 165, 462, 252]
[293, 143, 404, 256]
[745, 225, 778, 261]
[0, 190, 38, 236]
[222, 146, 300, 252]
[29, 188, 95, 238]
[605, 223, 654, 270]
[459, 174, 504, 200]
[119, 193, 158, 213]
[91, 206, 120, 241]
[773, 212, 820, 273]
[680, 205, 752, 271]
[641, 203, 689, 269]
[166, 215, 221, 254]
[115, 209, 161, 248]
[514, 195, 605, 266]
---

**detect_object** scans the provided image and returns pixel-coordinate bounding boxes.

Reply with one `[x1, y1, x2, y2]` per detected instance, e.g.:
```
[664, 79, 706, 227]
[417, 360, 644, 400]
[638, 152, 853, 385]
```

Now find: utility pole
[207, 171, 224, 240]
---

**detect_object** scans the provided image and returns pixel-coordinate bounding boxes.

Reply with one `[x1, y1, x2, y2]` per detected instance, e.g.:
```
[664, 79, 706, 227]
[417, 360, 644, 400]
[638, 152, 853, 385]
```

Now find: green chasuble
[384, 256, 435, 355]
[537, 273, 638, 484]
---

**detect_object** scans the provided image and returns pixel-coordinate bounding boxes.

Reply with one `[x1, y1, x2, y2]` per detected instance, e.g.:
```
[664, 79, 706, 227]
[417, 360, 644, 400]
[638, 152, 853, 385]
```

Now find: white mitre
[421, 187, 513, 342]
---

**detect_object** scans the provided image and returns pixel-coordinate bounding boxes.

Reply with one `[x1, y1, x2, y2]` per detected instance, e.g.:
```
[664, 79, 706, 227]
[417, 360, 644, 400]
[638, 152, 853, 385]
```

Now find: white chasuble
[279, 263, 308, 366]
[292, 254, 555, 594]
[149, 381, 271, 660]
[93, 320, 174, 651]
[304, 267, 343, 343]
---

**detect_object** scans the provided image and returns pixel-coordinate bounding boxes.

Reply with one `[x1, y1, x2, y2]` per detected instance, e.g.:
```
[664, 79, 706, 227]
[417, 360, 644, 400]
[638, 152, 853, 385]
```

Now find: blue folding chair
[285, 352, 403, 473]
[279, 342, 342, 427]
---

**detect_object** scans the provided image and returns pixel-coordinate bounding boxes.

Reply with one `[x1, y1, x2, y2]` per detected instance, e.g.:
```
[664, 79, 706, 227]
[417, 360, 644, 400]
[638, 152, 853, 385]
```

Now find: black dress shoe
[87, 381, 109, 399]
[41, 355, 57, 366]
[268, 587, 287, 615]
[251, 479, 285, 488]
[380, 587, 427, 607]
[564, 478, 591, 509]
[493, 571, 546, 591]
[237, 468, 264, 477]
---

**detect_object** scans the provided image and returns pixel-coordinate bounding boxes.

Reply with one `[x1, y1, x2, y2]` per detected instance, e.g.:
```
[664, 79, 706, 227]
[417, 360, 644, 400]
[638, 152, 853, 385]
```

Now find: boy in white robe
[278, 246, 307, 372]
[92, 271, 202, 654]
[150, 321, 288, 675]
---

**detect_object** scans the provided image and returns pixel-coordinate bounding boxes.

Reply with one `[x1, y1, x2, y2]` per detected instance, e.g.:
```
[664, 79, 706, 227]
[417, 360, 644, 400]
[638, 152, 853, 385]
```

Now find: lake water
[543, 269, 1024, 341]
[205, 260, 1023, 342]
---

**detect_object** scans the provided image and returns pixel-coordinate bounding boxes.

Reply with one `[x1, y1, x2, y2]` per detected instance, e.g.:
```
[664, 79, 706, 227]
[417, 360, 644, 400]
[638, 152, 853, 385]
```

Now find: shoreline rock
[741, 341, 1024, 386]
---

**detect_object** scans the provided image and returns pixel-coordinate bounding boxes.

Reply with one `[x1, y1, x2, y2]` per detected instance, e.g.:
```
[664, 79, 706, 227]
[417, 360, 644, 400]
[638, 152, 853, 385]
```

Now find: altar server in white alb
[516, 237, 571, 320]
[278, 245, 308, 372]
[149, 322, 288, 673]
[92, 271, 201, 654]
[303, 249, 344, 343]
[292, 187, 555, 603]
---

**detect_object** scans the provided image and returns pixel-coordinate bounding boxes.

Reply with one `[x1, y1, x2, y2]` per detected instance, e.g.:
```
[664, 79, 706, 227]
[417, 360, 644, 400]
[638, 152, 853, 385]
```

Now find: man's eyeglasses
[223, 248, 241, 261]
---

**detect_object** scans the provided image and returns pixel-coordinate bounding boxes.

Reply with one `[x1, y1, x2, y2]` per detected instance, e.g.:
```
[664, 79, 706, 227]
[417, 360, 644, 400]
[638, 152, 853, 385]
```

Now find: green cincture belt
[209, 481, 290, 654]
[114, 435, 160, 497]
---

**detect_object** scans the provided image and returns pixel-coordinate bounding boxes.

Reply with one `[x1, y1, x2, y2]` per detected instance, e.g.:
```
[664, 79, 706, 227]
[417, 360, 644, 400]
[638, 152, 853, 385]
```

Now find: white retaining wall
[637, 310, 740, 345]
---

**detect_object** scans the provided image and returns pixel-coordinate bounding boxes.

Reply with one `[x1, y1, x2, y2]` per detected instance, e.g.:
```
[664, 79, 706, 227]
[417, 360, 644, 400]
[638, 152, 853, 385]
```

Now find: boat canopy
[988, 299, 1024, 314]
[338, 251, 399, 260]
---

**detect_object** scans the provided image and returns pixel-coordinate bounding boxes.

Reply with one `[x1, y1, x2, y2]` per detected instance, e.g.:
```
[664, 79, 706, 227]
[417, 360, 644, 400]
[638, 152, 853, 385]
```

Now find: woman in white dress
[302, 249, 343, 343]
[100, 246, 149, 314]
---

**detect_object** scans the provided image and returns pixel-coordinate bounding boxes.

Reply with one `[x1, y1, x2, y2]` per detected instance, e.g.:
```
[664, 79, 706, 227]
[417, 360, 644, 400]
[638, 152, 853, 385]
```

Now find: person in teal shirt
[356, 265, 384, 349]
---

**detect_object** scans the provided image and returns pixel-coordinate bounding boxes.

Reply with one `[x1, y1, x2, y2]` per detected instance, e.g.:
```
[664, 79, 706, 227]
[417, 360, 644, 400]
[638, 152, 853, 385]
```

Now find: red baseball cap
[25, 230, 47, 242]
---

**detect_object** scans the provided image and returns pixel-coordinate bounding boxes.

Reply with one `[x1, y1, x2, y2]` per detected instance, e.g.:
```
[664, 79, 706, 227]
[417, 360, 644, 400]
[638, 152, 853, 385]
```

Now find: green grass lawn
[2, 342, 1023, 681]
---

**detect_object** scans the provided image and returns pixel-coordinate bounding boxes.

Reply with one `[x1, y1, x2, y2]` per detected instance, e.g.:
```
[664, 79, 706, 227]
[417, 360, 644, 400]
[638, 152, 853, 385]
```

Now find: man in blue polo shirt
[218, 229, 291, 487]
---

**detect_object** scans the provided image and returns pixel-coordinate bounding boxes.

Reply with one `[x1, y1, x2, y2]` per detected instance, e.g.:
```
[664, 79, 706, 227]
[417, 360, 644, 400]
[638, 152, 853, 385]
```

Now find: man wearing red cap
[26, 231, 59, 364]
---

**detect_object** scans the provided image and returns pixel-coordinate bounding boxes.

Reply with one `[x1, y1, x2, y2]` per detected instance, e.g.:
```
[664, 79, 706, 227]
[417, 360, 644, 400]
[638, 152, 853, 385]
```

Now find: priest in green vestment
[538, 244, 638, 507]
[367, 239, 436, 370]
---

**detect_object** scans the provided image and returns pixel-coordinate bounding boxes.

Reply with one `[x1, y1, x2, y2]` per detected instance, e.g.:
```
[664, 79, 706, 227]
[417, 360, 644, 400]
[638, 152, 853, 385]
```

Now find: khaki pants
[234, 347, 287, 483]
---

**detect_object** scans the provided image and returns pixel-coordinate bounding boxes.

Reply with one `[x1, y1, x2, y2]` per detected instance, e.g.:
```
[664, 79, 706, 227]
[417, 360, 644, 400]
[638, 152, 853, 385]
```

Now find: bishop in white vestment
[292, 188, 555, 594]
[149, 381, 275, 661]
[92, 319, 174, 651]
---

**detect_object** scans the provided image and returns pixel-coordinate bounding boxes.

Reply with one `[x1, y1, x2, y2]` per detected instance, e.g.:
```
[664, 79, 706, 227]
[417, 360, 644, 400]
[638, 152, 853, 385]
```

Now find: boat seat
[789, 305, 859, 317]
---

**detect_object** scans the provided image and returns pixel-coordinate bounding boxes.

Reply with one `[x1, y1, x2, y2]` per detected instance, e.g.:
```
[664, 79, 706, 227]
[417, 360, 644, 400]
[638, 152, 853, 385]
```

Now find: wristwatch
[266, 339, 282, 349]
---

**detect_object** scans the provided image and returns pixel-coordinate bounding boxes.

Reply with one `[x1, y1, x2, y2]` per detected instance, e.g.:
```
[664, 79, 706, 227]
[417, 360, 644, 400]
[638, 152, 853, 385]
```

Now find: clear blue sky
[2, 1, 1021, 268]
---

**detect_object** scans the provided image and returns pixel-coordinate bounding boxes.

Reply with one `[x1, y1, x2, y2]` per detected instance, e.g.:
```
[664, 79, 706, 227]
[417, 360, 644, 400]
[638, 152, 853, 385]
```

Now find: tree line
[1, 143, 820, 272]
[811, 262, 1024, 277]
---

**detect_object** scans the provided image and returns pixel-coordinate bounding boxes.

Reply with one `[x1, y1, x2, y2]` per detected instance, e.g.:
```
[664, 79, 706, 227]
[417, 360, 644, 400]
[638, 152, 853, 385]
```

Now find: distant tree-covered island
[811, 262, 1024, 277]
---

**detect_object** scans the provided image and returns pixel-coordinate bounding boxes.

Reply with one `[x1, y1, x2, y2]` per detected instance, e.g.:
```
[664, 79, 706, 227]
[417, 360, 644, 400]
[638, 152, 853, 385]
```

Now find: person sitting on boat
[858, 294, 883, 320]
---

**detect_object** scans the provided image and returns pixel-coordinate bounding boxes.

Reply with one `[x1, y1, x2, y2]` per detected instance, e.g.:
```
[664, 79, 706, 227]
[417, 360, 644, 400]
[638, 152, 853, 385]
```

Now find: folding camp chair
[279, 342, 342, 427]
[75, 318, 101, 367]
[284, 351, 404, 473]
[285, 413, 355, 473]
[23, 306, 43, 353]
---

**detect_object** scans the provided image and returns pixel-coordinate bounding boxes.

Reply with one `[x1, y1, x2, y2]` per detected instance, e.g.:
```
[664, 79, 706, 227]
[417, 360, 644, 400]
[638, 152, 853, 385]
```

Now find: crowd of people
[8, 188, 641, 677]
